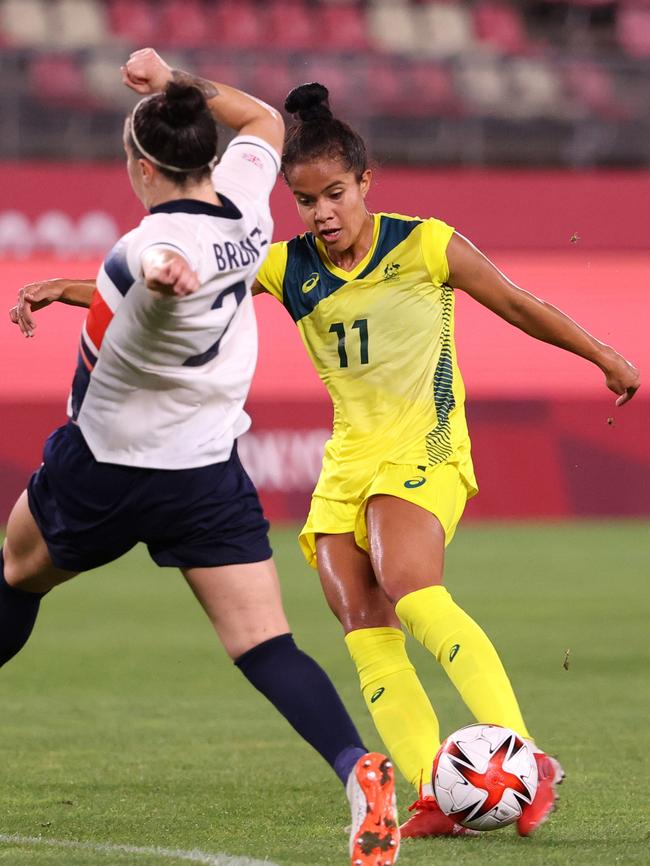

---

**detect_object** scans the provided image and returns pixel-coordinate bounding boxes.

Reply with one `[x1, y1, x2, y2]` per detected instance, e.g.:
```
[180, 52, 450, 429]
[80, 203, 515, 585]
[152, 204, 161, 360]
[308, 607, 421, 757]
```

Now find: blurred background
[1, 0, 649, 524]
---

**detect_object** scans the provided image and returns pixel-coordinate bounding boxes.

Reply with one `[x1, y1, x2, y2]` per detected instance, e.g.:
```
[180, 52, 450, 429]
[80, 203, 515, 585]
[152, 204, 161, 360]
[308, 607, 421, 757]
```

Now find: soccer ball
[433, 724, 538, 831]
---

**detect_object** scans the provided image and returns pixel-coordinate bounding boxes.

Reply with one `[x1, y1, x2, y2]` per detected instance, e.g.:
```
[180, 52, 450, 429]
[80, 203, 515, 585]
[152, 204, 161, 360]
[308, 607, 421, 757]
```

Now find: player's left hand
[601, 349, 640, 406]
[9, 279, 66, 337]
[122, 48, 173, 95]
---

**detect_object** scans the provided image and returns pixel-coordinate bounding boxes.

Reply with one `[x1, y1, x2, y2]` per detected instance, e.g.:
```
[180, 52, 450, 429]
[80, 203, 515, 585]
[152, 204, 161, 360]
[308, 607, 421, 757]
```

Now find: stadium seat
[108, 0, 156, 44]
[299, 55, 357, 114]
[266, 0, 315, 50]
[474, 1, 531, 55]
[28, 54, 90, 108]
[406, 61, 457, 116]
[562, 60, 625, 119]
[415, 1, 475, 59]
[0, 0, 50, 46]
[566, 0, 619, 7]
[370, 57, 458, 117]
[157, 0, 209, 48]
[317, 2, 370, 52]
[454, 55, 509, 116]
[507, 58, 566, 119]
[53, 0, 109, 48]
[85, 51, 137, 108]
[367, 0, 419, 55]
[248, 60, 295, 111]
[364, 57, 412, 116]
[196, 58, 247, 96]
[617, 3, 650, 58]
[208, 0, 265, 49]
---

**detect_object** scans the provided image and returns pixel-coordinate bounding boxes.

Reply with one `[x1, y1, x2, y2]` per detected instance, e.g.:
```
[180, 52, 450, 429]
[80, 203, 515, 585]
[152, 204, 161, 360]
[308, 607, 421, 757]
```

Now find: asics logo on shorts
[301, 272, 320, 293]
[404, 476, 426, 488]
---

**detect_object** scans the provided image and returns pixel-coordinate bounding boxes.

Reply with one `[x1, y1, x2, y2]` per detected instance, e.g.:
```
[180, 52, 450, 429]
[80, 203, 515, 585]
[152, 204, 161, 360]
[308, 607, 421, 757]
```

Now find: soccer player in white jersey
[6, 50, 399, 866]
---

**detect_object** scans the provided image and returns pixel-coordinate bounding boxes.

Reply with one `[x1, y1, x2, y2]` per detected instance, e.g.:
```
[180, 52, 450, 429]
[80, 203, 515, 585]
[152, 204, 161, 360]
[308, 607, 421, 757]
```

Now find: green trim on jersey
[427, 285, 456, 464]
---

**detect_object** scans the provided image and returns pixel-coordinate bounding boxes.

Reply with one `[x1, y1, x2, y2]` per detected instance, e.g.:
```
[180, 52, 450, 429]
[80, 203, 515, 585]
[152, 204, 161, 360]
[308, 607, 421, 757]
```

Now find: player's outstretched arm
[141, 248, 200, 298]
[447, 232, 640, 406]
[9, 278, 95, 338]
[121, 48, 284, 157]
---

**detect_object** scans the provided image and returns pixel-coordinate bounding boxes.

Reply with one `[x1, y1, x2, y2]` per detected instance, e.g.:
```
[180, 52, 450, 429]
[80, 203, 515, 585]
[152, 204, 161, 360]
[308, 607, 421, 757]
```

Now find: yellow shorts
[299, 461, 471, 569]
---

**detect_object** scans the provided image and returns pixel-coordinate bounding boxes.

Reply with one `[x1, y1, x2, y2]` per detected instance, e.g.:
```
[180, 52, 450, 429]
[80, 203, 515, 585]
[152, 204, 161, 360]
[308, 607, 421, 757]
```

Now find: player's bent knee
[2, 544, 38, 589]
[378, 568, 444, 605]
[2, 541, 73, 593]
[338, 603, 401, 633]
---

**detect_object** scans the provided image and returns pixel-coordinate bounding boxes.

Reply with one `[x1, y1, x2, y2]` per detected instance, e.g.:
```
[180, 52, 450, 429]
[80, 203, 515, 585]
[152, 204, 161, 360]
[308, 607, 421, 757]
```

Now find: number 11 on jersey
[329, 319, 369, 368]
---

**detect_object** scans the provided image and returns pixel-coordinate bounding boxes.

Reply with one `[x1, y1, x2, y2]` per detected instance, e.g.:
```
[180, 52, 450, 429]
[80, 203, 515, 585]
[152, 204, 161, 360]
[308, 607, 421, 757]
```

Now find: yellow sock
[396, 586, 531, 739]
[345, 627, 440, 790]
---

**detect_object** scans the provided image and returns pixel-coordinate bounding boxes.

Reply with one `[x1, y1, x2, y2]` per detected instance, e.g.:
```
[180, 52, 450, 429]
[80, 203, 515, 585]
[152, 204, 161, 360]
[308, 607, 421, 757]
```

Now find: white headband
[130, 96, 216, 174]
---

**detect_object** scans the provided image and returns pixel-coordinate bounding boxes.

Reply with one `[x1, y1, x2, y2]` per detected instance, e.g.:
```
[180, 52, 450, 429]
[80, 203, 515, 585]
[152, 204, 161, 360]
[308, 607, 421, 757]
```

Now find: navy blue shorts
[27, 422, 272, 573]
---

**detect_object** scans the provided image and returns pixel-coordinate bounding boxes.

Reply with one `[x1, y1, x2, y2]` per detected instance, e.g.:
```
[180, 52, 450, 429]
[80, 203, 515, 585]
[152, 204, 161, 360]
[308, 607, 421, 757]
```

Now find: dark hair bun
[284, 82, 332, 122]
[160, 81, 208, 128]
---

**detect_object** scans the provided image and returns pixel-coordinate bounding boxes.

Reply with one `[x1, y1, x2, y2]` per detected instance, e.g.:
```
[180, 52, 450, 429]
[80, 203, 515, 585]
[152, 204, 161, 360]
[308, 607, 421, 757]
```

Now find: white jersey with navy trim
[69, 134, 279, 469]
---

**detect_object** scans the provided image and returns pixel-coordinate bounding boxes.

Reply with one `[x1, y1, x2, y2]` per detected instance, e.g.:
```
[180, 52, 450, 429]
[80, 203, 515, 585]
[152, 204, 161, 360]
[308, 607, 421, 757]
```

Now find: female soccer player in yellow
[251, 83, 640, 839]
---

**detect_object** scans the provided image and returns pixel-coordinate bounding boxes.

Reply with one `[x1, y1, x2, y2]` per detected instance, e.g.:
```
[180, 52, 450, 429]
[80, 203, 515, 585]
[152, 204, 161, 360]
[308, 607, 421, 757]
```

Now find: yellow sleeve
[420, 218, 455, 286]
[256, 241, 288, 302]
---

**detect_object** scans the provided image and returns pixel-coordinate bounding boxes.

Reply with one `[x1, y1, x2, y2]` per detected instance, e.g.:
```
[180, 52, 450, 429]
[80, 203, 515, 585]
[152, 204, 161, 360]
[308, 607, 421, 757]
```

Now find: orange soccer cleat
[399, 792, 480, 839]
[516, 752, 565, 836]
[347, 752, 400, 865]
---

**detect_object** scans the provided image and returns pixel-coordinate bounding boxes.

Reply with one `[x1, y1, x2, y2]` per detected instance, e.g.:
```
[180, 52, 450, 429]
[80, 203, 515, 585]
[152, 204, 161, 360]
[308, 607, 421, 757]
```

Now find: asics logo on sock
[449, 644, 460, 662]
[370, 687, 385, 703]
[404, 476, 426, 489]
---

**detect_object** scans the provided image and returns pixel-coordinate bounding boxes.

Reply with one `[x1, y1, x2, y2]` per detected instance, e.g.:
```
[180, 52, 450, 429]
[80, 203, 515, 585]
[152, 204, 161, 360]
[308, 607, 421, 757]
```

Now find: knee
[375, 563, 444, 606]
[332, 596, 400, 633]
[2, 543, 51, 593]
[221, 625, 289, 661]
[2, 544, 25, 588]
[373, 560, 415, 605]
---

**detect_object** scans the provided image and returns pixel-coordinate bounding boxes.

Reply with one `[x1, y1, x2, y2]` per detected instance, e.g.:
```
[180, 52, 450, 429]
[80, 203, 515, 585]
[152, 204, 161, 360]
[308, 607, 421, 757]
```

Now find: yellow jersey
[256, 212, 477, 502]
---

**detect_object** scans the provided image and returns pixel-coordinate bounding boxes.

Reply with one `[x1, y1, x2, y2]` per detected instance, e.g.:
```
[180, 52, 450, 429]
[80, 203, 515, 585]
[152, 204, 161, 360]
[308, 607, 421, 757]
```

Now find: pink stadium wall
[2, 165, 649, 522]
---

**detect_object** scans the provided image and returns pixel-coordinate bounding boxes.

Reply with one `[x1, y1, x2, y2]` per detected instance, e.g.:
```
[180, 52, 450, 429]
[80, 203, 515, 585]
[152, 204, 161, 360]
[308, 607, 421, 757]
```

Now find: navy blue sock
[0, 549, 45, 668]
[235, 633, 367, 785]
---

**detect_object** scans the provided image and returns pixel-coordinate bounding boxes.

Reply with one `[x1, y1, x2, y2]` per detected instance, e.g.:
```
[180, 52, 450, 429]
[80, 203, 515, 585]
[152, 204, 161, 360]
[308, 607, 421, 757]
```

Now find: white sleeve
[211, 134, 280, 205]
[126, 216, 199, 278]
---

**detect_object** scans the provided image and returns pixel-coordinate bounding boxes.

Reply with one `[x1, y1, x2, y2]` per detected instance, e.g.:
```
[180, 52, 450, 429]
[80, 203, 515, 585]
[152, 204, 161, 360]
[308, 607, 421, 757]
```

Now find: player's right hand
[9, 279, 65, 337]
[601, 349, 640, 406]
[121, 48, 173, 95]
[143, 250, 200, 298]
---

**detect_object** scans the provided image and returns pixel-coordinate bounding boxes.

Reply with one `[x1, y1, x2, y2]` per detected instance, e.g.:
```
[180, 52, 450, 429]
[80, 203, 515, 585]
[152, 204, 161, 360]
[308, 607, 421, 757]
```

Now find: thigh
[182, 559, 290, 659]
[316, 532, 401, 633]
[3, 491, 78, 592]
[363, 461, 468, 603]
[365, 495, 446, 603]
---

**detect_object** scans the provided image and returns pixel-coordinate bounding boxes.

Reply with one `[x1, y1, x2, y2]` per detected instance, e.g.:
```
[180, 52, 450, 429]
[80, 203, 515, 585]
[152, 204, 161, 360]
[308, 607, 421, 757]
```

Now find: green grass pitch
[1, 521, 649, 865]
